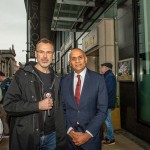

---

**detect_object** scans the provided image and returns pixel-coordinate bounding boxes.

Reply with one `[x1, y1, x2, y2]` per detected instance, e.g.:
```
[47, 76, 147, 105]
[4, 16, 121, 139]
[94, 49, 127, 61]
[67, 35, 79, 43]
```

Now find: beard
[40, 62, 51, 68]
[38, 59, 52, 68]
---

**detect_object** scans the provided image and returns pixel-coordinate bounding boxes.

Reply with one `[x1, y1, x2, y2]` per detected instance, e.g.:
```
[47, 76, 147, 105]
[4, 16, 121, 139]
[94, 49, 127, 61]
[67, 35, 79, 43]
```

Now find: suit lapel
[69, 72, 77, 106]
[79, 69, 90, 106]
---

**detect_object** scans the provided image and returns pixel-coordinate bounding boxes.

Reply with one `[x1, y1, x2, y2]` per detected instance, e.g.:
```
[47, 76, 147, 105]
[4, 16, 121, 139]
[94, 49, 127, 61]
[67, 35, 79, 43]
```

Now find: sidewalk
[0, 135, 9, 150]
[102, 129, 150, 150]
[0, 129, 150, 150]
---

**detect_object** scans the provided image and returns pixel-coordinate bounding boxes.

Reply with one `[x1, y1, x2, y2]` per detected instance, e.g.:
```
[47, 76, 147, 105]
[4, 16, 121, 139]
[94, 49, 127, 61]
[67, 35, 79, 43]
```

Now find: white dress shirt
[73, 67, 86, 95]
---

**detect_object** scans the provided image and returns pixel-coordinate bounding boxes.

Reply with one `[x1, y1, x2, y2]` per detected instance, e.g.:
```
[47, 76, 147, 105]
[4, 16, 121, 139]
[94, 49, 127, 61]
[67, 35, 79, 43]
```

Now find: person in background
[3, 38, 68, 150]
[100, 63, 116, 145]
[0, 71, 11, 136]
[0, 71, 11, 103]
[60, 48, 108, 150]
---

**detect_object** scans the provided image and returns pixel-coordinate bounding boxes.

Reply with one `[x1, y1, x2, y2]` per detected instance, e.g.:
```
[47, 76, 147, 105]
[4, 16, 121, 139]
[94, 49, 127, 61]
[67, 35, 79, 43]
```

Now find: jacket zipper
[31, 70, 44, 132]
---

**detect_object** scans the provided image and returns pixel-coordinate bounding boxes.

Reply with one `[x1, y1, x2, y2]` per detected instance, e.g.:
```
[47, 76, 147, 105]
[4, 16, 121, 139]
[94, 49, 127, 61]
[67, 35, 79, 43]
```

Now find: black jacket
[3, 62, 68, 150]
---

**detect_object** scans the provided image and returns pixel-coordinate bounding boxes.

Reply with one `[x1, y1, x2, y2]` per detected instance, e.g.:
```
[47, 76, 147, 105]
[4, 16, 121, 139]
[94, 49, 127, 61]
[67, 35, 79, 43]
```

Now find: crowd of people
[0, 38, 116, 150]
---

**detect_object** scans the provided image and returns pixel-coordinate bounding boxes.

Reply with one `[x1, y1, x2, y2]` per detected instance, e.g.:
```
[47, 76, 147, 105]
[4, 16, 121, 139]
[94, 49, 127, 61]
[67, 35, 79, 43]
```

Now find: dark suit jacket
[61, 69, 108, 149]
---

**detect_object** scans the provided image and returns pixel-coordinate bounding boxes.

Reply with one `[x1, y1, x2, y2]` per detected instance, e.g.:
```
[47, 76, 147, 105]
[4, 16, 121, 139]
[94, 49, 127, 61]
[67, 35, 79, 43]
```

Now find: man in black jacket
[3, 38, 68, 150]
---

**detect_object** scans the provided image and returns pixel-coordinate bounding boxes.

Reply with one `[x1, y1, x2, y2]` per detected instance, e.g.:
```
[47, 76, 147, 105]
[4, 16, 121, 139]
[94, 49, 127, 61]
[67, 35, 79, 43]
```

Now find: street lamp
[22, 50, 30, 63]
[22, 49, 36, 63]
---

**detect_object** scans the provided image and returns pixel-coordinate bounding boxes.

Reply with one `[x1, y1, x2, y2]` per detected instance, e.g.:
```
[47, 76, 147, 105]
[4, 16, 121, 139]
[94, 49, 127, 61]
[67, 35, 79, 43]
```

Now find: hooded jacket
[3, 62, 68, 150]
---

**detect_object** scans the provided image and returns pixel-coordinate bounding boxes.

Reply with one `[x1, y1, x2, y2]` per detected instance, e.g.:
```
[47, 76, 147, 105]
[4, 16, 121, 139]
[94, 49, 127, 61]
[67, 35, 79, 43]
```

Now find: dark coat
[104, 70, 116, 109]
[3, 62, 68, 150]
[61, 69, 108, 150]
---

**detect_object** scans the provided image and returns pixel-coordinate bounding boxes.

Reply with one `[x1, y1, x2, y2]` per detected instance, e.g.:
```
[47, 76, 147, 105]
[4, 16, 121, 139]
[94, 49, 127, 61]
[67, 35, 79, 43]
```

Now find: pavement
[0, 135, 9, 150]
[0, 129, 150, 150]
[102, 130, 150, 150]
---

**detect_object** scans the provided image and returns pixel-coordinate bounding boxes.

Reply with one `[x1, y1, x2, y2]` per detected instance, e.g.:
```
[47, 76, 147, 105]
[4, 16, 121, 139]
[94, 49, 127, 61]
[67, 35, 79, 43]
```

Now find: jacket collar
[104, 70, 112, 77]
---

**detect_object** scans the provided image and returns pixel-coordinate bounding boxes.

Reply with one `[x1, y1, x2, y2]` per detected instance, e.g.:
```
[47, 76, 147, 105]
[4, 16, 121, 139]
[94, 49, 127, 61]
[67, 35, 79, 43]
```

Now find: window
[137, 0, 150, 125]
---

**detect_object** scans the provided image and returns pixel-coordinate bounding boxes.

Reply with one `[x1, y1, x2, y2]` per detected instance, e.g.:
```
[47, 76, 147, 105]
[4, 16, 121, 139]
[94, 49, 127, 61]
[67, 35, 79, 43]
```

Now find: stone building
[0, 45, 16, 78]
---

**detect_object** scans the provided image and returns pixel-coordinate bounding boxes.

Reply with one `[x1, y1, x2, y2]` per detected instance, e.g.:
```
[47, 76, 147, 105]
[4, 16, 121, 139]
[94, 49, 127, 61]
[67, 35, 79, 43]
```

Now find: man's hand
[74, 132, 92, 146]
[68, 130, 92, 146]
[68, 130, 79, 141]
[38, 98, 53, 110]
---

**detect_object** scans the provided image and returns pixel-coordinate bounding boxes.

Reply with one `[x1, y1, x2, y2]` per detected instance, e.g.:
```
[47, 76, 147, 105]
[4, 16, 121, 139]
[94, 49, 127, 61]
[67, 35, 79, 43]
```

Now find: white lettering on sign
[29, 0, 40, 58]
[30, 1, 39, 42]
[31, 13, 39, 30]
[32, 2, 38, 10]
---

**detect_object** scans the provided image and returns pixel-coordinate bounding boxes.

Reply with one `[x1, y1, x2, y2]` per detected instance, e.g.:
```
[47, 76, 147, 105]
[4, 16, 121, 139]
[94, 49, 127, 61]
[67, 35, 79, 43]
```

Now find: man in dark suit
[60, 48, 108, 150]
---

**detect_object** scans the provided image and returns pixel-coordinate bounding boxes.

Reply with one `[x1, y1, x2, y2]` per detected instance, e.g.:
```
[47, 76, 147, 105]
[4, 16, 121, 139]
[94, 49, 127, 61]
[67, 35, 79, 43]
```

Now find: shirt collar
[74, 67, 87, 78]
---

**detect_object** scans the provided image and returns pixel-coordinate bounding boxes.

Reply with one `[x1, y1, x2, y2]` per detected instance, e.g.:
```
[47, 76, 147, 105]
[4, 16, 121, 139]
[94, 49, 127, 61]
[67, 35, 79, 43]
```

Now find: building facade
[0, 45, 17, 77]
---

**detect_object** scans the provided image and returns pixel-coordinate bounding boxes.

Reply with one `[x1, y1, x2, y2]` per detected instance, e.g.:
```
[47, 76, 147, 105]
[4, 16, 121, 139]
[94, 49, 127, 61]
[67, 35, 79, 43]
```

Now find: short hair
[36, 38, 54, 51]
[0, 71, 5, 76]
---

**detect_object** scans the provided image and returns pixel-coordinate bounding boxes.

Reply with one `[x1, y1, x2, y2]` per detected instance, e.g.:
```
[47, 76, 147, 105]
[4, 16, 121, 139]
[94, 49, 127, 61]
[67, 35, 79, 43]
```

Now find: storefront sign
[29, 0, 40, 58]
[82, 28, 98, 52]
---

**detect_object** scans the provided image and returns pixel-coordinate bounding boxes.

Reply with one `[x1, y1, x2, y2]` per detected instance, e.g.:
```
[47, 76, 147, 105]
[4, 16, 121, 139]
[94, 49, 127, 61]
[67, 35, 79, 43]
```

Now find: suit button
[78, 110, 80, 113]
[36, 128, 39, 131]
[77, 121, 79, 125]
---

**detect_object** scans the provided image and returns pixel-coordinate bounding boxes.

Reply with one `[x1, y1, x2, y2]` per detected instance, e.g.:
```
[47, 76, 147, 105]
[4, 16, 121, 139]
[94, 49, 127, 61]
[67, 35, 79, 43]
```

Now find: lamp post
[22, 50, 30, 63]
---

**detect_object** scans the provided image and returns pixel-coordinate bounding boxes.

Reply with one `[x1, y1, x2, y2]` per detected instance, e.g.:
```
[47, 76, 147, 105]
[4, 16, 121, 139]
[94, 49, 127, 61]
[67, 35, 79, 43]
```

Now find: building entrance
[86, 50, 99, 73]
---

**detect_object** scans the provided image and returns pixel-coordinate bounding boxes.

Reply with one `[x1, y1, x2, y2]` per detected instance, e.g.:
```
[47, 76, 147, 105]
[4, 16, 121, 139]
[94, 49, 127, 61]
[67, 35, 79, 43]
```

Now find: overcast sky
[0, 0, 26, 64]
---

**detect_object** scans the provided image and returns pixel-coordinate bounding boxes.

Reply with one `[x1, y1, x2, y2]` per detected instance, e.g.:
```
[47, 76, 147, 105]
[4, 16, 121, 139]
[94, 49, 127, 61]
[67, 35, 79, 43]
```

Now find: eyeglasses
[36, 50, 54, 55]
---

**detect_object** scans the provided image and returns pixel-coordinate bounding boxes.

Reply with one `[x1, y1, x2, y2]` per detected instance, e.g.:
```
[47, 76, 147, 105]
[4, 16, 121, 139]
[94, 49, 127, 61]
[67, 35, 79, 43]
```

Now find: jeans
[105, 109, 114, 140]
[40, 132, 56, 150]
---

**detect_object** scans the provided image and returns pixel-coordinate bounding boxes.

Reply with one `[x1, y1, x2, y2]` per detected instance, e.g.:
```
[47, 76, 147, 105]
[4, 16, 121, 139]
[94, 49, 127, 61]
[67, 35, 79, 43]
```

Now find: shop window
[137, 0, 150, 125]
